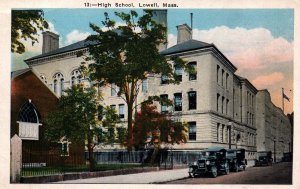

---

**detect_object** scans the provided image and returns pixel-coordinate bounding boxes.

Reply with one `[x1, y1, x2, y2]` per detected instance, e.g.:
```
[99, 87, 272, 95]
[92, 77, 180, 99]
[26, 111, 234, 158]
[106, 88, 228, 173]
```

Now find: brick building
[11, 68, 84, 165]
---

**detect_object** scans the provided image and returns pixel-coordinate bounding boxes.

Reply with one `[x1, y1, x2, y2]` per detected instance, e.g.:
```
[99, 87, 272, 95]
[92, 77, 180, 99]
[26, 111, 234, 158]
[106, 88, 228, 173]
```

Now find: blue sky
[12, 8, 294, 113]
[42, 9, 294, 42]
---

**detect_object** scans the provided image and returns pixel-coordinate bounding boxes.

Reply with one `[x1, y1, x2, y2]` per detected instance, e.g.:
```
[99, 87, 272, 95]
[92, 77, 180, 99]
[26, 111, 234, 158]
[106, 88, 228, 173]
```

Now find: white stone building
[23, 10, 291, 162]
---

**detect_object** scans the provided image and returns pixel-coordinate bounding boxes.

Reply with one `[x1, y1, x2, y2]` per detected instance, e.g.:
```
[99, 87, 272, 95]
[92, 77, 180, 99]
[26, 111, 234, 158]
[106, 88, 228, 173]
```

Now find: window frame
[188, 91, 197, 110]
[174, 93, 182, 111]
[188, 122, 197, 141]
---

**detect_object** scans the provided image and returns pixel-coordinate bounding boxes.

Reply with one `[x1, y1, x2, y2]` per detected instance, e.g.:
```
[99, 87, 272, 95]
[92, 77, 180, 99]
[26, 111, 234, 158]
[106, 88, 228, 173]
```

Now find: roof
[160, 39, 212, 55]
[25, 39, 96, 62]
[11, 68, 31, 79]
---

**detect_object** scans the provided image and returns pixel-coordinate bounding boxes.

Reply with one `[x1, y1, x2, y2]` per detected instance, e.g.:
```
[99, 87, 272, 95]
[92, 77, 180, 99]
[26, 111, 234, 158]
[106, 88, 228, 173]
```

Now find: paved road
[164, 162, 292, 184]
[54, 168, 189, 184]
[54, 162, 292, 184]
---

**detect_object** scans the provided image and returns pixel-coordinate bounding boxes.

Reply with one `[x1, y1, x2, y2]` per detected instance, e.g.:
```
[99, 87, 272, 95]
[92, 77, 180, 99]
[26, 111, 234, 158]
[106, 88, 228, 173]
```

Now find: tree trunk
[127, 102, 134, 151]
[87, 135, 95, 171]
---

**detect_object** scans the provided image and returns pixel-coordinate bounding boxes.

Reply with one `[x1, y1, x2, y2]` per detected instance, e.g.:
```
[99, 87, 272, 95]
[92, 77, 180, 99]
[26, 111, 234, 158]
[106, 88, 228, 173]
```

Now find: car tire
[211, 166, 218, 178]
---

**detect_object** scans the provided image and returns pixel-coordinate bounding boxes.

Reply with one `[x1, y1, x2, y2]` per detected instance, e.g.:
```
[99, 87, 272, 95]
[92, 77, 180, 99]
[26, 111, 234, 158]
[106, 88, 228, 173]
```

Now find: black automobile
[226, 148, 247, 172]
[188, 147, 230, 178]
[255, 151, 273, 166]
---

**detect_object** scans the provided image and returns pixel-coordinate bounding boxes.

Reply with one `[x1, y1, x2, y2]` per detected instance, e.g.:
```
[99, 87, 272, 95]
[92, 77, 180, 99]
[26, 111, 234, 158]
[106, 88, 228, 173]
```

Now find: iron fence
[21, 143, 202, 177]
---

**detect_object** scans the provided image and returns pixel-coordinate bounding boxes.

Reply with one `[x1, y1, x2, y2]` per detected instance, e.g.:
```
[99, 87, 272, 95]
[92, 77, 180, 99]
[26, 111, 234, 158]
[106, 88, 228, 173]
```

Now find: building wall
[11, 70, 59, 139]
[256, 90, 292, 162]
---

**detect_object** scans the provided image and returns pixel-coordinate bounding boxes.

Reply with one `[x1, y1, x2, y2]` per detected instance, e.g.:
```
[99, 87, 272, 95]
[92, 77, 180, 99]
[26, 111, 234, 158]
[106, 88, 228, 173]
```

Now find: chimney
[151, 9, 168, 51]
[177, 24, 192, 44]
[42, 31, 59, 54]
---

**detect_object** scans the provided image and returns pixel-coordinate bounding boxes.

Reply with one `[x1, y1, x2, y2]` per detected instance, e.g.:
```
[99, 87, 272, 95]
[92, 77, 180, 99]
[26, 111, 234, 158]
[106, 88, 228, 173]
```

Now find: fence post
[10, 134, 22, 183]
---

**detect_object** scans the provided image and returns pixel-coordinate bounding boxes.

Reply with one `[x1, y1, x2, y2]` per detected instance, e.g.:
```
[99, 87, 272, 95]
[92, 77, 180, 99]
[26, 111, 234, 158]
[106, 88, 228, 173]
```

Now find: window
[174, 64, 183, 82]
[119, 104, 125, 119]
[161, 75, 168, 84]
[59, 137, 70, 156]
[71, 69, 81, 85]
[188, 61, 197, 80]
[174, 93, 182, 111]
[40, 75, 47, 84]
[19, 101, 40, 123]
[188, 122, 196, 141]
[142, 79, 148, 92]
[217, 65, 220, 84]
[60, 78, 64, 94]
[217, 93, 220, 112]
[111, 83, 118, 96]
[222, 69, 225, 86]
[217, 123, 220, 142]
[160, 94, 168, 113]
[53, 80, 57, 94]
[98, 105, 103, 120]
[226, 99, 229, 115]
[222, 124, 225, 142]
[226, 73, 229, 89]
[53, 72, 64, 96]
[222, 96, 225, 114]
[188, 91, 197, 110]
[110, 105, 116, 110]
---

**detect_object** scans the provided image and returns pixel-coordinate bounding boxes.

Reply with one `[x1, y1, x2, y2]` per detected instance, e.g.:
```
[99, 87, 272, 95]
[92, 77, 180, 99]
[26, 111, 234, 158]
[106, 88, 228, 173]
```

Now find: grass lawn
[21, 163, 154, 177]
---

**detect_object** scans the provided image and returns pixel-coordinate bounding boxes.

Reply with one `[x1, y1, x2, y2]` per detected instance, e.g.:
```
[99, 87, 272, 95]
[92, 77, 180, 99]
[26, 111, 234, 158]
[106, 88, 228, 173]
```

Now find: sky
[11, 8, 294, 114]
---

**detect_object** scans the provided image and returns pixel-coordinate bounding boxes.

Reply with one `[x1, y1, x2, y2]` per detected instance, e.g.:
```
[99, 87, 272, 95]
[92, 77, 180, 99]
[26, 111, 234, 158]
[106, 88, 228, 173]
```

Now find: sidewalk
[54, 168, 189, 184]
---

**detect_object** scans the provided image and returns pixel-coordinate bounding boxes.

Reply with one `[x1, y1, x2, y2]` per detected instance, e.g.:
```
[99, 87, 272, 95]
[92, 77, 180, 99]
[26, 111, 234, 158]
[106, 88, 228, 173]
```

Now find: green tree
[133, 104, 187, 162]
[12, 10, 49, 54]
[81, 10, 192, 150]
[45, 84, 120, 171]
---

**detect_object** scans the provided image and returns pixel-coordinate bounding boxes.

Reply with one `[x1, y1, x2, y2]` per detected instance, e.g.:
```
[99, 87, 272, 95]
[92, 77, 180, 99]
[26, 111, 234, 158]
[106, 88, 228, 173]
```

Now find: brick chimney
[177, 24, 192, 44]
[42, 31, 59, 54]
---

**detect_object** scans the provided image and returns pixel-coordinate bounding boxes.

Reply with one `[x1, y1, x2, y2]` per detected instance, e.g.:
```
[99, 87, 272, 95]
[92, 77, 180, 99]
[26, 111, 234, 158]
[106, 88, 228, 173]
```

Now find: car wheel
[211, 166, 218, 178]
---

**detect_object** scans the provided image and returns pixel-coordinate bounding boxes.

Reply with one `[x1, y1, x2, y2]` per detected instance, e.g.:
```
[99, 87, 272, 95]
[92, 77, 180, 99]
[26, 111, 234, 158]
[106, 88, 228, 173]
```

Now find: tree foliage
[133, 104, 188, 150]
[82, 10, 192, 150]
[11, 10, 49, 54]
[45, 84, 120, 170]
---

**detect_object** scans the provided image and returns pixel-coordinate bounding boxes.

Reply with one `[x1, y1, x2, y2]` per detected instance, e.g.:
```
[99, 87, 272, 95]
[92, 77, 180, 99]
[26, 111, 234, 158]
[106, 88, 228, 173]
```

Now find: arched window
[40, 75, 47, 84]
[53, 72, 64, 96]
[71, 69, 81, 86]
[19, 101, 40, 123]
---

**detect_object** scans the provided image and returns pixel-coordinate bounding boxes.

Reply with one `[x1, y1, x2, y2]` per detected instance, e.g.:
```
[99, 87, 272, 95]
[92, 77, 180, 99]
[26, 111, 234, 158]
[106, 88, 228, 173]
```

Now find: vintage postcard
[1, 0, 299, 188]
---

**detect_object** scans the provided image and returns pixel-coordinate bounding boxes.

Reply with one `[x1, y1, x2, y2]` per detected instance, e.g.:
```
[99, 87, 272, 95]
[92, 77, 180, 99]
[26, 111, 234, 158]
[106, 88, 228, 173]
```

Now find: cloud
[251, 72, 284, 89]
[63, 30, 91, 46]
[168, 26, 293, 71]
[193, 26, 293, 71]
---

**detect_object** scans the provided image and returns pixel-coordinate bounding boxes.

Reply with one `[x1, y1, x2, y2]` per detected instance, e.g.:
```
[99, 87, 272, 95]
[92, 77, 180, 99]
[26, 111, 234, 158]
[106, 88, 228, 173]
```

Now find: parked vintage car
[282, 152, 292, 162]
[226, 148, 247, 172]
[188, 147, 230, 178]
[255, 151, 273, 166]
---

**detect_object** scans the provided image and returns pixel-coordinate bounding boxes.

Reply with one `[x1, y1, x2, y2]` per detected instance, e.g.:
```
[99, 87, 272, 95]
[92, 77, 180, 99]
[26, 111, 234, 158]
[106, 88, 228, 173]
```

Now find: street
[54, 162, 292, 184]
[164, 162, 292, 184]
